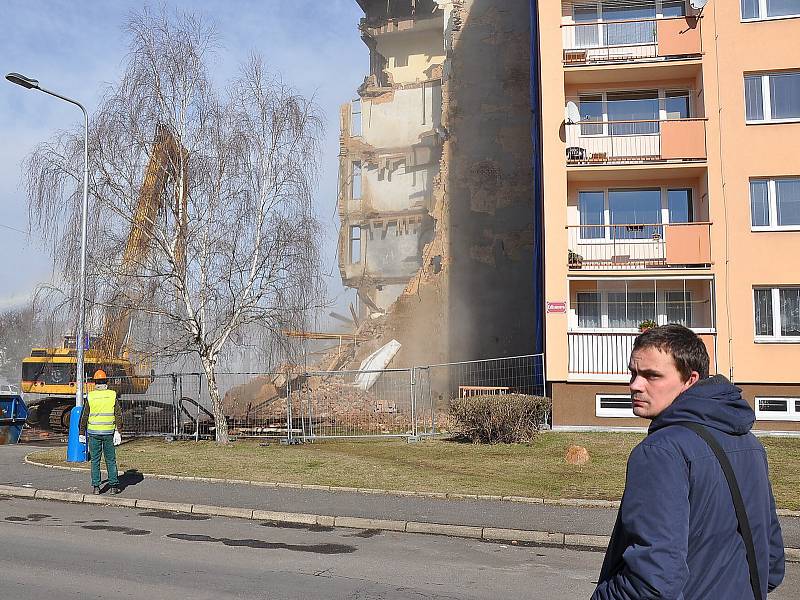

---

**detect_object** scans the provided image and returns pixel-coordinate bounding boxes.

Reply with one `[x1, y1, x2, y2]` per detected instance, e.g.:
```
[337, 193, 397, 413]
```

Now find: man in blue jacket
[592, 324, 784, 599]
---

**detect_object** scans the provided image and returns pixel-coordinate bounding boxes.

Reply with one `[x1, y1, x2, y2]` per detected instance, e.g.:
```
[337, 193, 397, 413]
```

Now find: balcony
[561, 16, 702, 67]
[567, 222, 712, 271]
[565, 118, 707, 167]
[568, 330, 717, 379]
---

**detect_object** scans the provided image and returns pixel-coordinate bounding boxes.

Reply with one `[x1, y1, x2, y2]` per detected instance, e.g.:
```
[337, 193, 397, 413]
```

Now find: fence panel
[294, 368, 414, 439]
[116, 374, 178, 437]
[413, 354, 546, 437]
[132, 354, 547, 441]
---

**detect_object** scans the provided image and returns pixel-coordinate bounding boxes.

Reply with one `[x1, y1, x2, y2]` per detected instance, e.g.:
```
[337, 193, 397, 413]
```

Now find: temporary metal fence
[101, 353, 545, 441]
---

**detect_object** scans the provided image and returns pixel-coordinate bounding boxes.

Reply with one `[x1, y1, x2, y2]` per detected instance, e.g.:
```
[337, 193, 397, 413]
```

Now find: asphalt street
[2, 497, 798, 599]
[1, 496, 603, 600]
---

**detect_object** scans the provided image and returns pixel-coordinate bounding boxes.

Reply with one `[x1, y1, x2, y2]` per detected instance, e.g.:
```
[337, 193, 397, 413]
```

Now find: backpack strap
[676, 422, 763, 600]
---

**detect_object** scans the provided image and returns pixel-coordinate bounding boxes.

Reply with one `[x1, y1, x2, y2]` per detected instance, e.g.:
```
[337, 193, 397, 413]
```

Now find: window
[577, 292, 601, 327]
[579, 94, 604, 135]
[349, 226, 361, 263]
[602, 2, 656, 47]
[668, 189, 692, 223]
[665, 290, 693, 325]
[351, 161, 362, 200]
[755, 397, 800, 421]
[350, 99, 362, 137]
[609, 188, 662, 239]
[574, 4, 600, 47]
[754, 287, 800, 340]
[750, 178, 800, 229]
[742, 0, 800, 20]
[745, 72, 800, 122]
[577, 187, 694, 240]
[596, 394, 635, 418]
[576, 89, 691, 137]
[607, 90, 659, 135]
[665, 91, 691, 120]
[573, 282, 711, 331]
[662, 0, 687, 17]
[608, 291, 656, 328]
[579, 191, 605, 238]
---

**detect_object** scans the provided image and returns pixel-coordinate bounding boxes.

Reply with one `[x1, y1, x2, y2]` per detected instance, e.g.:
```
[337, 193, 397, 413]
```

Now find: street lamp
[6, 72, 90, 462]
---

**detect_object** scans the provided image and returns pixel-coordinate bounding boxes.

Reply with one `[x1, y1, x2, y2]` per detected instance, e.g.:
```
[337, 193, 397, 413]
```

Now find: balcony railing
[567, 222, 712, 270]
[568, 331, 716, 377]
[561, 16, 702, 66]
[565, 118, 707, 166]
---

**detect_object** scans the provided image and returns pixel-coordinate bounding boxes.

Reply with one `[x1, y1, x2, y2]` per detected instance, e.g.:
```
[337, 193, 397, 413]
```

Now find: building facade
[536, 0, 800, 431]
[338, 0, 538, 369]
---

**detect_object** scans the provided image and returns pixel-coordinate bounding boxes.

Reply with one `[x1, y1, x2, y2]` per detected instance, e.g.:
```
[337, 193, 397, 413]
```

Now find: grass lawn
[29, 433, 800, 510]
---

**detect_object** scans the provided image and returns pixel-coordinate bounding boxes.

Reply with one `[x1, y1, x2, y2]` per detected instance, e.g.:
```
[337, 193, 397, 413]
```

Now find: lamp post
[6, 72, 89, 462]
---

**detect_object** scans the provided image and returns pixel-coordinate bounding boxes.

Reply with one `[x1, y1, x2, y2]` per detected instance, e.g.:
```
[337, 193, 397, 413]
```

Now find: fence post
[171, 374, 178, 437]
[409, 368, 416, 438]
[306, 373, 314, 440]
[285, 372, 292, 442]
[195, 373, 201, 442]
[428, 368, 435, 436]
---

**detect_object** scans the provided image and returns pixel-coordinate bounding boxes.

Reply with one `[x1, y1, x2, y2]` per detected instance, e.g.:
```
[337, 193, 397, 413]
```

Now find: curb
[1, 483, 799, 562]
[26, 453, 800, 518]
[23, 453, 622, 510]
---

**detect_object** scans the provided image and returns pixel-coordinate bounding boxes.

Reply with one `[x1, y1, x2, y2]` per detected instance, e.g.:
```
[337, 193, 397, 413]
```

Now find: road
[1, 497, 797, 600]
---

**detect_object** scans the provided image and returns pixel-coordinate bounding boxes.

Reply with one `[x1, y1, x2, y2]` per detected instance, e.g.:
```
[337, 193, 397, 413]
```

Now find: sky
[0, 0, 365, 318]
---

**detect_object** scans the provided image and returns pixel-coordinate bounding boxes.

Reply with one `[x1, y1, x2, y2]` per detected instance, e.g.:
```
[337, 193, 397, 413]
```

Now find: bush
[449, 394, 552, 444]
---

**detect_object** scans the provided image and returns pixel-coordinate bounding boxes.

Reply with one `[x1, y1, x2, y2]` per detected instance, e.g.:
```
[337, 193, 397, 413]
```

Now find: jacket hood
[649, 374, 755, 435]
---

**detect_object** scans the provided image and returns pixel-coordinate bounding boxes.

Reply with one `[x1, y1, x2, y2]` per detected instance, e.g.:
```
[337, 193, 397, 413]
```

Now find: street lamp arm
[38, 86, 88, 122]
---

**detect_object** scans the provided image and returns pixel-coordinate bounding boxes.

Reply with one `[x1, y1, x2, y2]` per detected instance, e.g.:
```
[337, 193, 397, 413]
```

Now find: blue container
[0, 394, 29, 445]
[66, 405, 87, 462]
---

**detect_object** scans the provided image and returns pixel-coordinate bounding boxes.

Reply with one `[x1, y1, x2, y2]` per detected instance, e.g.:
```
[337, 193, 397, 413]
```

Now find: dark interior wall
[446, 0, 536, 362]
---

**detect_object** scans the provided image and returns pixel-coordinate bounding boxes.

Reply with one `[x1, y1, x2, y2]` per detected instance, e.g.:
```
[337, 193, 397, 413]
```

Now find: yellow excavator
[21, 125, 187, 431]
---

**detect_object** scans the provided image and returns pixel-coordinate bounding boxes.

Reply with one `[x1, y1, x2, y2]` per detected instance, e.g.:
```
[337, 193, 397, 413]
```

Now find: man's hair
[632, 324, 710, 380]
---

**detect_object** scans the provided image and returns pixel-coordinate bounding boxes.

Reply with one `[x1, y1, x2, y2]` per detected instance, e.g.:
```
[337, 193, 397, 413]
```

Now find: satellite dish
[689, 0, 708, 9]
[565, 101, 581, 125]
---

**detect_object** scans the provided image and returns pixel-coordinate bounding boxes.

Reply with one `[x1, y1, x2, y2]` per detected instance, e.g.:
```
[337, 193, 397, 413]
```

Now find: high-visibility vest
[86, 388, 117, 435]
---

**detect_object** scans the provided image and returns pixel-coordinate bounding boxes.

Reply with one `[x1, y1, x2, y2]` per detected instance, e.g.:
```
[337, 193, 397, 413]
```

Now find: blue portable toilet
[0, 393, 29, 444]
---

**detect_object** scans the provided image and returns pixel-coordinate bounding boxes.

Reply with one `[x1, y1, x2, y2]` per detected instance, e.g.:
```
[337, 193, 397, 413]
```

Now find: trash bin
[0, 394, 29, 444]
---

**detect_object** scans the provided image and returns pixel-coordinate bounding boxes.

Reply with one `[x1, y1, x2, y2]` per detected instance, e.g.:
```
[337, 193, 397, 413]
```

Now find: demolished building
[338, 0, 540, 368]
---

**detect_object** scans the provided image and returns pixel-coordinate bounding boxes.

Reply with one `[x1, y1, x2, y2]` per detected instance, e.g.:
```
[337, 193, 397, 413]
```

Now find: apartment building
[536, 0, 800, 431]
[338, 0, 445, 314]
[337, 0, 538, 368]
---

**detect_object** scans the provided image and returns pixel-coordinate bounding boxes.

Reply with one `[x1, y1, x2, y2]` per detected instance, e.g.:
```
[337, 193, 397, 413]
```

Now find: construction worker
[79, 369, 123, 494]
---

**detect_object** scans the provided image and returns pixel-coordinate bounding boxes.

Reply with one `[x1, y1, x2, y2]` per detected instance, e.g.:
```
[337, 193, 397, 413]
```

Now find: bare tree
[23, 8, 325, 443]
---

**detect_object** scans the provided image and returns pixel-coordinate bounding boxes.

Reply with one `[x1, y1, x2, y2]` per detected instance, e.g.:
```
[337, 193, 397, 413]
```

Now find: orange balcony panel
[657, 17, 702, 57]
[665, 223, 711, 265]
[699, 333, 716, 373]
[660, 119, 706, 160]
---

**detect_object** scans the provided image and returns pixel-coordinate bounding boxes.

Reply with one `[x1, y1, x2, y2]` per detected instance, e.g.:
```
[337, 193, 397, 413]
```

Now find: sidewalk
[2, 443, 799, 554]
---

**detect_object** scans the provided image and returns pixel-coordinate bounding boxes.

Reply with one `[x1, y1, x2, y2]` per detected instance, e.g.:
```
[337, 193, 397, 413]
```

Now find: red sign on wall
[547, 301, 567, 314]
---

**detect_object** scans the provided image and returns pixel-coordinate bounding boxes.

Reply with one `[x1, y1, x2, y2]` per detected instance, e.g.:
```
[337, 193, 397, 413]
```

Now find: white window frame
[349, 226, 362, 264]
[753, 286, 800, 342]
[745, 71, 800, 124]
[576, 186, 694, 242]
[350, 99, 362, 137]
[750, 177, 800, 231]
[573, 1, 689, 25]
[596, 394, 635, 418]
[577, 88, 693, 137]
[571, 281, 710, 332]
[741, 0, 800, 22]
[351, 161, 362, 201]
[754, 396, 800, 421]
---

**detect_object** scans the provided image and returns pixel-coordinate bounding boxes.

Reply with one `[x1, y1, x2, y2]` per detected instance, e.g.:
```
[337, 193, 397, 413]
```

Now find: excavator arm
[99, 124, 188, 358]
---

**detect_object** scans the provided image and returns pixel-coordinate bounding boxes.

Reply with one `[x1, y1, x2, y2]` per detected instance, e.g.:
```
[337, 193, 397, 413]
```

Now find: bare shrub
[449, 394, 551, 444]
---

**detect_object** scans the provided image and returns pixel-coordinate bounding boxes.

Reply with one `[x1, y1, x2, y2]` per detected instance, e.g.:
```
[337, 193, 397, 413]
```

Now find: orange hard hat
[93, 369, 108, 381]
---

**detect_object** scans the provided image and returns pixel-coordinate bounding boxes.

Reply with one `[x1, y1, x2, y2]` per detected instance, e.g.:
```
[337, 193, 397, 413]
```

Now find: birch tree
[23, 8, 324, 443]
